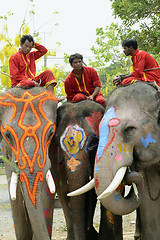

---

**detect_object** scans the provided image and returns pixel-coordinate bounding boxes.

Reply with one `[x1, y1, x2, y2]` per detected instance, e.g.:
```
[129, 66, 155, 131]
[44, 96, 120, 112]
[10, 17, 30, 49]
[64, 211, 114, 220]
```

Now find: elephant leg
[134, 208, 141, 240]
[99, 204, 123, 240]
[85, 189, 98, 240]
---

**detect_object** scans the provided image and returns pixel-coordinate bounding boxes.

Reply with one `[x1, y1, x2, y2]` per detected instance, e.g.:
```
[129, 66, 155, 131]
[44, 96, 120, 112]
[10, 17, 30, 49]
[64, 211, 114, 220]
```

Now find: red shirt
[9, 43, 47, 87]
[65, 66, 102, 100]
[131, 49, 160, 84]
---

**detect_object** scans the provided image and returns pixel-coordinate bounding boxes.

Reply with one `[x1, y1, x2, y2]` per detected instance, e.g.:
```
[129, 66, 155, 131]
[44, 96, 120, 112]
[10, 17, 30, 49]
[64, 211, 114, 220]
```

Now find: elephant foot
[86, 226, 98, 240]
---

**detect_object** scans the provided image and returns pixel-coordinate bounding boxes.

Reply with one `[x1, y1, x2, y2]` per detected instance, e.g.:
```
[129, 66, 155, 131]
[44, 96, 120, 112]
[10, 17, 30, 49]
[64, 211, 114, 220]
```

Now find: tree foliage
[90, 23, 132, 97]
[110, 0, 160, 56]
[0, 0, 65, 96]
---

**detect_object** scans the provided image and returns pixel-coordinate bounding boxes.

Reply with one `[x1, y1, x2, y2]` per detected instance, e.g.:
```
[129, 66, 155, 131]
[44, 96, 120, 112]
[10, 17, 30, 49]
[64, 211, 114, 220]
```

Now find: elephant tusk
[67, 178, 95, 197]
[132, 182, 139, 200]
[98, 166, 127, 200]
[46, 170, 56, 194]
[10, 172, 18, 201]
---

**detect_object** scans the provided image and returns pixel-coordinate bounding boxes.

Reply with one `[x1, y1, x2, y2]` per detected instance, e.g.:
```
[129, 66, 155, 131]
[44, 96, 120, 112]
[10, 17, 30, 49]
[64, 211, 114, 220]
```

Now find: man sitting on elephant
[113, 38, 160, 91]
[64, 53, 107, 108]
[9, 34, 57, 93]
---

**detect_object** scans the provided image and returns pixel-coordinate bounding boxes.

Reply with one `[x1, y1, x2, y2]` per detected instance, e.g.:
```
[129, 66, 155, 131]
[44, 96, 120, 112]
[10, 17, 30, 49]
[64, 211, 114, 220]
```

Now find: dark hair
[20, 35, 35, 45]
[122, 38, 138, 50]
[69, 53, 83, 64]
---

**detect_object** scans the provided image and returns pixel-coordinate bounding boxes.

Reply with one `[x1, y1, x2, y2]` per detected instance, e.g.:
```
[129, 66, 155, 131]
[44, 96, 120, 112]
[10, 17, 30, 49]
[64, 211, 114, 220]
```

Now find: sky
[0, 0, 116, 69]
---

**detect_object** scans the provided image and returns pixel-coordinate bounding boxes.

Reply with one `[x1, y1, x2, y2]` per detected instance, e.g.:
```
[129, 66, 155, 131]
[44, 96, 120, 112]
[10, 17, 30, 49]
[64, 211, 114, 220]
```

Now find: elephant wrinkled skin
[95, 82, 160, 240]
[50, 100, 123, 240]
[0, 87, 57, 240]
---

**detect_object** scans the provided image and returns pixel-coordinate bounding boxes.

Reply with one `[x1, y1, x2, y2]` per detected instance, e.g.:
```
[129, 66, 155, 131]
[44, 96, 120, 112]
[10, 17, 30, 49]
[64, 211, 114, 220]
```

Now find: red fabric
[72, 92, 106, 107]
[65, 66, 104, 99]
[121, 49, 160, 86]
[9, 43, 56, 88]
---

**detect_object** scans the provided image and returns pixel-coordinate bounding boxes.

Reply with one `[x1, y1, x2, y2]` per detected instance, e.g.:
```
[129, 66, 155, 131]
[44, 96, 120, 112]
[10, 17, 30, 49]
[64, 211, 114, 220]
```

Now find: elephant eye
[86, 135, 99, 152]
[3, 131, 14, 145]
[124, 126, 136, 133]
[47, 126, 54, 141]
[123, 126, 137, 138]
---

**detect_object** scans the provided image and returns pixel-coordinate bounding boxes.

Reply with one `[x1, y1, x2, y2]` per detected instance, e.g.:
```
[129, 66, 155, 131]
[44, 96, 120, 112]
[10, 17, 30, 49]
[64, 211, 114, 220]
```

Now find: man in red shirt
[64, 53, 106, 108]
[9, 35, 57, 93]
[113, 38, 160, 91]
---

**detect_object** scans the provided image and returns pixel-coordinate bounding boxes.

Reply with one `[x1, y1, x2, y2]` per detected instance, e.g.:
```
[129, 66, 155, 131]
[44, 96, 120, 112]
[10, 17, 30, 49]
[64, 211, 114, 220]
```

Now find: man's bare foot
[148, 81, 160, 92]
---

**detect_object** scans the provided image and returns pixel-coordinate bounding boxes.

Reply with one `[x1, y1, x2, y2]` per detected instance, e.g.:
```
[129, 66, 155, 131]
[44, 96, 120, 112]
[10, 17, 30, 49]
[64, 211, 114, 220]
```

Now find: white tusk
[10, 172, 18, 201]
[132, 182, 139, 200]
[67, 178, 95, 197]
[98, 166, 127, 200]
[46, 170, 56, 194]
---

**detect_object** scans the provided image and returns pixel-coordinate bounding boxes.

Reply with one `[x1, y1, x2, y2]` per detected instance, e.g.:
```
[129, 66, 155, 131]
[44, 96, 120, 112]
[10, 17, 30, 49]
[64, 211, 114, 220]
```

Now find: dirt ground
[0, 174, 136, 240]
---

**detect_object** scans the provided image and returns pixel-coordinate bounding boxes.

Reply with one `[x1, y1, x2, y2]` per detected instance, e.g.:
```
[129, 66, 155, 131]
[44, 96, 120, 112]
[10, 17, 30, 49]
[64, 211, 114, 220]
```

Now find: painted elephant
[49, 100, 123, 240]
[0, 86, 57, 240]
[94, 82, 160, 240]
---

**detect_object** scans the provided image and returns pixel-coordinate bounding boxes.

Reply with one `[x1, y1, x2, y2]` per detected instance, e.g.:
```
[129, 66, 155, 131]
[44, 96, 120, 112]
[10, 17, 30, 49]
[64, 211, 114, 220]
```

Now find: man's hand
[31, 79, 39, 86]
[113, 75, 121, 86]
[87, 95, 94, 101]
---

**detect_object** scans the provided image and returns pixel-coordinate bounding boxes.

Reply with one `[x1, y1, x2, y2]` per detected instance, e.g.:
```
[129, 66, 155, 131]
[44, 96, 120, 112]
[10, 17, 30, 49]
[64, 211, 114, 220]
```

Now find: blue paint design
[114, 194, 121, 202]
[96, 106, 117, 161]
[95, 166, 99, 173]
[141, 133, 156, 148]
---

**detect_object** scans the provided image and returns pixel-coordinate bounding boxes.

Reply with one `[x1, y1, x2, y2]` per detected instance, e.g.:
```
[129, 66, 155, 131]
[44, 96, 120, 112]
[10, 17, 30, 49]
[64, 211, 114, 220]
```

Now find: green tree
[89, 23, 132, 97]
[110, 0, 160, 57]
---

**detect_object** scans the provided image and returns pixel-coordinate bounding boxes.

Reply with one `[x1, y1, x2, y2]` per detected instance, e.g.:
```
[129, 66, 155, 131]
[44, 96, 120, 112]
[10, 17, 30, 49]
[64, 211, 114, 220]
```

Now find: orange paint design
[67, 157, 81, 173]
[20, 170, 43, 207]
[0, 90, 57, 207]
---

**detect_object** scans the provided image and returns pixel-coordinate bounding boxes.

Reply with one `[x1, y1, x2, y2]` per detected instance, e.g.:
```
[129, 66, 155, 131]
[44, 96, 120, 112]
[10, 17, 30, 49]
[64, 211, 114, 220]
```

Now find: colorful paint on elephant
[96, 106, 120, 163]
[60, 124, 86, 173]
[106, 210, 114, 224]
[141, 133, 156, 148]
[95, 106, 132, 190]
[85, 111, 103, 136]
[0, 91, 57, 207]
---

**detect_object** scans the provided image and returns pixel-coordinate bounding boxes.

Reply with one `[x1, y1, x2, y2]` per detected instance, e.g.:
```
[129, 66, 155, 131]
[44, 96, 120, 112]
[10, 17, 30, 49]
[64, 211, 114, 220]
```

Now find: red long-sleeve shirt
[9, 43, 47, 87]
[65, 66, 102, 101]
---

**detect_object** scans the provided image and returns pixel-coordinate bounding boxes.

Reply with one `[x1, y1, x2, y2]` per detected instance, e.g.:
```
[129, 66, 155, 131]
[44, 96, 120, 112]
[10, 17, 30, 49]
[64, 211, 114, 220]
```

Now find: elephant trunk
[21, 181, 51, 240]
[96, 167, 144, 215]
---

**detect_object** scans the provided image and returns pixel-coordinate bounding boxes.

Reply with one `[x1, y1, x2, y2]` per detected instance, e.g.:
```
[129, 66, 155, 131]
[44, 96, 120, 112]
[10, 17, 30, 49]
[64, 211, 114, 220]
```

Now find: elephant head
[0, 87, 57, 240]
[49, 100, 105, 240]
[94, 82, 160, 223]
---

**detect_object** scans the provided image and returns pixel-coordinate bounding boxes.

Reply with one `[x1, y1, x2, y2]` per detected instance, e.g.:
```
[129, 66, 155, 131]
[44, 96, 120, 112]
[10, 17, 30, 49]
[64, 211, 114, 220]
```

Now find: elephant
[0, 86, 58, 240]
[94, 81, 160, 240]
[49, 100, 123, 240]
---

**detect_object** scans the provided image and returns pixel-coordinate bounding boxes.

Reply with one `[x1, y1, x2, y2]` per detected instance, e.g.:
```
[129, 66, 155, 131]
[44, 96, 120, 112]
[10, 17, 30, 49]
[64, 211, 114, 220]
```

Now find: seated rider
[64, 53, 106, 108]
[113, 38, 160, 91]
[9, 34, 57, 93]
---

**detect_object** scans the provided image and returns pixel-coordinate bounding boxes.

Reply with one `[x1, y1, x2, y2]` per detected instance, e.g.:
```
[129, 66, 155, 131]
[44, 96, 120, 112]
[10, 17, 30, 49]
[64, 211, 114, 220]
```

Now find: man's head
[20, 35, 35, 55]
[69, 53, 83, 71]
[122, 38, 137, 56]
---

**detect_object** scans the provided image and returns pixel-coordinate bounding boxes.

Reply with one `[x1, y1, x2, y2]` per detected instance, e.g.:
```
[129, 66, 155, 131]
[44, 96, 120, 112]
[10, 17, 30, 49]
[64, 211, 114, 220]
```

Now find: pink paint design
[45, 186, 54, 200]
[44, 208, 51, 218]
[85, 111, 102, 136]
[95, 177, 99, 189]
[47, 224, 52, 237]
[108, 118, 120, 127]
[115, 154, 122, 162]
